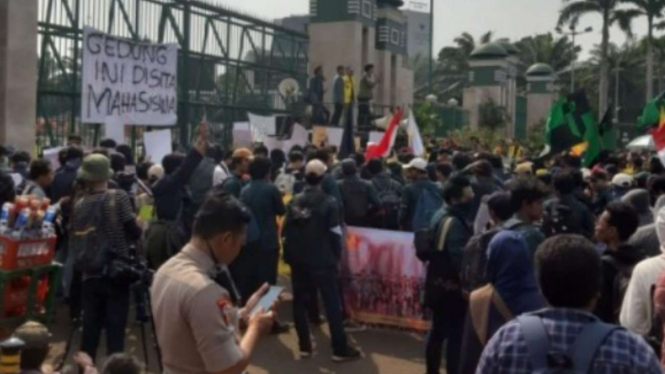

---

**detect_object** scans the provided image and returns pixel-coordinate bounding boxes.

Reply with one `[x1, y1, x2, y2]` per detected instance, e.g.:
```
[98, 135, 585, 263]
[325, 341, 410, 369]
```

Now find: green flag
[545, 97, 583, 154]
[639, 91, 665, 130]
[568, 90, 601, 167]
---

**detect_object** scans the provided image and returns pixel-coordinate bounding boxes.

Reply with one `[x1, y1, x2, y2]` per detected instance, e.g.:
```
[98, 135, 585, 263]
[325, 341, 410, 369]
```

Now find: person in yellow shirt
[342, 66, 355, 128]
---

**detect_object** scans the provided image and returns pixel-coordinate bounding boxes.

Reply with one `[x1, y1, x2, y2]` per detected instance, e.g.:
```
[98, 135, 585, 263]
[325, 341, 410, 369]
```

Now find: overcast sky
[221, 0, 651, 59]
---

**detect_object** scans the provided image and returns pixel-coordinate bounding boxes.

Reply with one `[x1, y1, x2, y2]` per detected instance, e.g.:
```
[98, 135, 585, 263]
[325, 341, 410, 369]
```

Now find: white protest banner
[369, 131, 384, 144]
[327, 128, 344, 148]
[232, 122, 253, 147]
[143, 129, 172, 163]
[248, 113, 276, 136]
[105, 117, 125, 144]
[82, 26, 178, 125]
[42, 147, 64, 171]
[291, 123, 309, 145]
[262, 136, 284, 151]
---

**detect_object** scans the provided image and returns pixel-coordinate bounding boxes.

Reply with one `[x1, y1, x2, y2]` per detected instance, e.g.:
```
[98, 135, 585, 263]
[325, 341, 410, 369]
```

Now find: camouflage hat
[77, 154, 113, 182]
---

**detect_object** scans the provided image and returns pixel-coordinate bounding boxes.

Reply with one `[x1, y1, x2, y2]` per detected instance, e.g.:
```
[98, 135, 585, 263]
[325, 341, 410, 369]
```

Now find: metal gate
[37, 0, 309, 147]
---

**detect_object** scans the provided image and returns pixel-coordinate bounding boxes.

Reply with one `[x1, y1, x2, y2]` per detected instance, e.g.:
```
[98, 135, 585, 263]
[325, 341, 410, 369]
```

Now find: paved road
[44, 302, 429, 374]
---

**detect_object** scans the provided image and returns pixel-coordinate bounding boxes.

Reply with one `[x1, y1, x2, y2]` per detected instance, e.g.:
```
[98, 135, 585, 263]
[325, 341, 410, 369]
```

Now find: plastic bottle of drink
[13, 209, 31, 239]
[42, 207, 56, 237]
[0, 203, 15, 235]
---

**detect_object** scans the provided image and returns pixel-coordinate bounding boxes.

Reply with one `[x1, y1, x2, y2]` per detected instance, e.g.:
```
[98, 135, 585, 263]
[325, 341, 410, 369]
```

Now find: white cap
[612, 173, 634, 188]
[148, 164, 164, 180]
[405, 157, 427, 172]
[305, 159, 327, 176]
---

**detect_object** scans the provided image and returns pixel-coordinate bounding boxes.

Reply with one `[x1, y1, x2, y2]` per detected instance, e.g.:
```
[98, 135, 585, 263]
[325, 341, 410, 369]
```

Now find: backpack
[283, 193, 337, 266]
[339, 178, 370, 224]
[647, 285, 663, 358]
[275, 170, 297, 195]
[604, 256, 635, 322]
[518, 315, 620, 374]
[412, 187, 444, 232]
[460, 228, 501, 293]
[541, 199, 576, 237]
[70, 192, 116, 275]
[372, 178, 401, 229]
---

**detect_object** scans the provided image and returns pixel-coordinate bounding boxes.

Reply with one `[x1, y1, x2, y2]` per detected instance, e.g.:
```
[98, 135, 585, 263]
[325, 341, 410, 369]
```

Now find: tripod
[134, 280, 163, 373]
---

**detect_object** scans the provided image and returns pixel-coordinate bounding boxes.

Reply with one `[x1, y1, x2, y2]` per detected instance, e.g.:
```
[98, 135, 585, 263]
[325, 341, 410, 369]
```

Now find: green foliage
[413, 101, 440, 136]
[478, 99, 508, 131]
[448, 126, 503, 149]
[524, 118, 547, 153]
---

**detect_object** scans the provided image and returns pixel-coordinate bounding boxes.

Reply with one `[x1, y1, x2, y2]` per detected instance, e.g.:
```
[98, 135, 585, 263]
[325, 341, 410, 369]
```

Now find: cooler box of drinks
[0, 263, 61, 326]
[0, 235, 56, 271]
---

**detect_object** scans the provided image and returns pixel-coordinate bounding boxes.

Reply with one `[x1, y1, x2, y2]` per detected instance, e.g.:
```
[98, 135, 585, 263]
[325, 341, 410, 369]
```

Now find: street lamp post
[613, 63, 624, 124]
[556, 24, 593, 91]
[428, 0, 434, 94]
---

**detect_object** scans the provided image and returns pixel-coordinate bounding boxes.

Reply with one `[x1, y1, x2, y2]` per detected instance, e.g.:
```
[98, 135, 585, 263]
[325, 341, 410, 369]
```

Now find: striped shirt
[72, 190, 136, 259]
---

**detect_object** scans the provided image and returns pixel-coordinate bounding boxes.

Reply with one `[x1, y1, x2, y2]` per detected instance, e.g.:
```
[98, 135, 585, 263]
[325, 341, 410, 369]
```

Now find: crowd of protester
[4, 128, 665, 374]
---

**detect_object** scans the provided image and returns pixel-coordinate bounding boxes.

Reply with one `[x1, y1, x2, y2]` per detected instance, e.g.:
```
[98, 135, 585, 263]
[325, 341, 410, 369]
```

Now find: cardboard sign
[81, 26, 178, 125]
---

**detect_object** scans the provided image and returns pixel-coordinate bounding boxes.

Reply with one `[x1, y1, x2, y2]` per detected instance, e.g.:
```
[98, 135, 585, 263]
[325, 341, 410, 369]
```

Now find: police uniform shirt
[151, 244, 243, 374]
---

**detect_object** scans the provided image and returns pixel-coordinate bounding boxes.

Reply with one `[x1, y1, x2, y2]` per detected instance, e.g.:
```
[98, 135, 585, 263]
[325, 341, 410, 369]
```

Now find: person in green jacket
[357, 64, 378, 129]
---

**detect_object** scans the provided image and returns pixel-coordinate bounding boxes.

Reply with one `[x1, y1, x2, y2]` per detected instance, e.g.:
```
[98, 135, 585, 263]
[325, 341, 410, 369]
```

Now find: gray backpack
[518, 315, 620, 374]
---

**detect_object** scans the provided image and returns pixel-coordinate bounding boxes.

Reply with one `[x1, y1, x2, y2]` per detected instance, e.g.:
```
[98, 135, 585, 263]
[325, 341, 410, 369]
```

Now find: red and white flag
[365, 109, 404, 161]
[652, 107, 665, 166]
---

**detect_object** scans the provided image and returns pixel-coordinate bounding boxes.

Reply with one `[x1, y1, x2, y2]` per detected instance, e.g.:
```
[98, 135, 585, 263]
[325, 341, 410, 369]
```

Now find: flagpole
[428, 0, 434, 94]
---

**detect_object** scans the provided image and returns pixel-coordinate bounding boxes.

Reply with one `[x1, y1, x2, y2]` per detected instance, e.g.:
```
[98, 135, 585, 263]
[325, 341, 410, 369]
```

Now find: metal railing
[37, 0, 309, 149]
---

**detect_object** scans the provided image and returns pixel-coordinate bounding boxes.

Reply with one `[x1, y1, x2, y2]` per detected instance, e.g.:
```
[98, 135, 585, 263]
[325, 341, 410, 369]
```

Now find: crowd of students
[4, 128, 665, 373]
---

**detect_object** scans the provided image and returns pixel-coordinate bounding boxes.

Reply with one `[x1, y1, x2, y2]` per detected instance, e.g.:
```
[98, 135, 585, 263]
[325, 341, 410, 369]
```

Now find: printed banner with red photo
[341, 227, 429, 331]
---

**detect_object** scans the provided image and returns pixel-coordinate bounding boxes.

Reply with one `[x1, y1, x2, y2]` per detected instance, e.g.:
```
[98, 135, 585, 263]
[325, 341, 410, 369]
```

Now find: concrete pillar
[0, 0, 38, 154]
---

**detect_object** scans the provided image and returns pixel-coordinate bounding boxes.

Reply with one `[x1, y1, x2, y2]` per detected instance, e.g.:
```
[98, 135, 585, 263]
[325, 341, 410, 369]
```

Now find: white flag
[407, 109, 425, 157]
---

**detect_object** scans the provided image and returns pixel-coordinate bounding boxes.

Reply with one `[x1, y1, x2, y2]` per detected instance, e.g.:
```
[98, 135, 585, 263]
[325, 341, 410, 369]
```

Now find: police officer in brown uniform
[151, 190, 275, 374]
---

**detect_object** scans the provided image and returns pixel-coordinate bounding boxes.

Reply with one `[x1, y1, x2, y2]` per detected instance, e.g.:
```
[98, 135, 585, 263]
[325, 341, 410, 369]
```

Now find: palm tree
[615, 0, 665, 101]
[558, 0, 642, 116]
[515, 33, 579, 73]
[411, 32, 494, 101]
[577, 42, 645, 121]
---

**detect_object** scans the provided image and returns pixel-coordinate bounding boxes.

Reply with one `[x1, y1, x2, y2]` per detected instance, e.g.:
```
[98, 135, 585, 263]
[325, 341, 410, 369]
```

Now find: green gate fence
[37, 0, 309, 149]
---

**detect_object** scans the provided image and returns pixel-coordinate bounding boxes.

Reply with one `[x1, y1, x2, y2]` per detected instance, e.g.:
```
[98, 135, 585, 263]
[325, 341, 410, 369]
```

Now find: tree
[614, 0, 665, 100]
[558, 0, 642, 116]
[413, 101, 440, 135]
[412, 31, 494, 102]
[515, 33, 580, 74]
[576, 41, 645, 121]
[478, 98, 508, 131]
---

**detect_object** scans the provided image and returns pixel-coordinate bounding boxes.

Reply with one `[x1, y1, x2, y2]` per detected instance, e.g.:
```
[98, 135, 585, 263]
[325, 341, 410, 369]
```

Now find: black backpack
[542, 200, 576, 237]
[603, 256, 635, 322]
[70, 192, 116, 275]
[372, 178, 401, 229]
[339, 178, 370, 224]
[283, 193, 336, 266]
[460, 228, 501, 294]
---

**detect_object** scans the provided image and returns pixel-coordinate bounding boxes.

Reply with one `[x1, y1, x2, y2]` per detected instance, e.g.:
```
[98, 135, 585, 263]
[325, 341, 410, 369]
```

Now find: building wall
[463, 86, 502, 131]
[403, 10, 430, 59]
[309, 22, 376, 106]
[0, 0, 37, 153]
[527, 93, 557, 129]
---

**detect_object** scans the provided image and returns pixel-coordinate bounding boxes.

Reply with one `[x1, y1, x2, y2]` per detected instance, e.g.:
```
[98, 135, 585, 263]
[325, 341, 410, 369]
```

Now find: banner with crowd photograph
[81, 26, 178, 125]
[341, 227, 429, 331]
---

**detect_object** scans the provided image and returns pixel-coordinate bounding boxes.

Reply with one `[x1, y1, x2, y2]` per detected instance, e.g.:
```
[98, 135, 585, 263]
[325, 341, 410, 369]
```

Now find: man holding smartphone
[151, 190, 276, 374]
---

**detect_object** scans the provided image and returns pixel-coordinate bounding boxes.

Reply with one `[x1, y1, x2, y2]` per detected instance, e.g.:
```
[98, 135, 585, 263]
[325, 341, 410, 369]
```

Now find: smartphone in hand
[250, 286, 283, 317]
